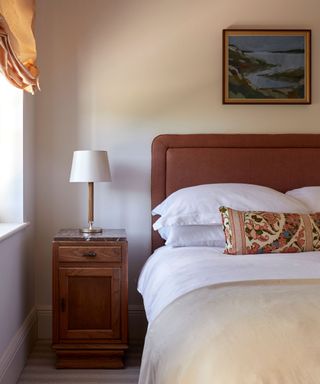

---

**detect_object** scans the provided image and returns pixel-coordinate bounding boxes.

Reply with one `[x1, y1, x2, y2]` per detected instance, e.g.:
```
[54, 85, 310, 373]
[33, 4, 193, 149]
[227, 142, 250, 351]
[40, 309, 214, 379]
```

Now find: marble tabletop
[54, 228, 127, 241]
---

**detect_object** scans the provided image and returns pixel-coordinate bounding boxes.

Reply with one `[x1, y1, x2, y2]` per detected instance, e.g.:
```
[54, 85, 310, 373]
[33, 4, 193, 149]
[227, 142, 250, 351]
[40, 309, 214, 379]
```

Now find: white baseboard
[37, 304, 147, 345]
[0, 307, 37, 384]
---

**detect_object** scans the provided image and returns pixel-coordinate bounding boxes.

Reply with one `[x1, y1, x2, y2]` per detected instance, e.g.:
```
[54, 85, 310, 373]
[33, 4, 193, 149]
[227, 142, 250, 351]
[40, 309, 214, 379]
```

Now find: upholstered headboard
[151, 134, 320, 251]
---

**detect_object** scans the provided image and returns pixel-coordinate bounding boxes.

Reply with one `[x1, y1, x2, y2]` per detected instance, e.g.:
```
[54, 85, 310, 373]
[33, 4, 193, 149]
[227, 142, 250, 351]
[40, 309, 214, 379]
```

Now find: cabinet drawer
[58, 246, 121, 263]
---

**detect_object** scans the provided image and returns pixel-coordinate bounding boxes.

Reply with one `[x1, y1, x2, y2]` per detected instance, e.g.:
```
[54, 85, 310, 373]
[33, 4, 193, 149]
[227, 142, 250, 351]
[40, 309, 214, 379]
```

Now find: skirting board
[37, 304, 147, 346]
[0, 307, 37, 384]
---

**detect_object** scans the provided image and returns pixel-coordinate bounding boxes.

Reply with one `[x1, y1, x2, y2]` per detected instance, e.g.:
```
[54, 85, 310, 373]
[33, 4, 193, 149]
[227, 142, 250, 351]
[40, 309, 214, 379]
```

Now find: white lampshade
[69, 150, 111, 182]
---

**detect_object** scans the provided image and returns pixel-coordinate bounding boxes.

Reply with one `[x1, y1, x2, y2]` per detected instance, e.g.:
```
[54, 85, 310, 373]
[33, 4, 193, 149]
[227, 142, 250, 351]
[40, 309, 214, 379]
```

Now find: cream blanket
[139, 279, 320, 384]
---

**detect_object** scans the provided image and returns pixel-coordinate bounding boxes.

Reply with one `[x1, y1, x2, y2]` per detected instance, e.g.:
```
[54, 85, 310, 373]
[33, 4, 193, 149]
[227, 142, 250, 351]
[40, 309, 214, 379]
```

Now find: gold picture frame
[223, 29, 311, 104]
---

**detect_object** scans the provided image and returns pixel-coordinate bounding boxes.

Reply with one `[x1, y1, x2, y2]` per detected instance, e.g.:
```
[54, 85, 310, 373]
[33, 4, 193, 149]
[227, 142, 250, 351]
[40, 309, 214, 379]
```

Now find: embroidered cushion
[220, 206, 320, 255]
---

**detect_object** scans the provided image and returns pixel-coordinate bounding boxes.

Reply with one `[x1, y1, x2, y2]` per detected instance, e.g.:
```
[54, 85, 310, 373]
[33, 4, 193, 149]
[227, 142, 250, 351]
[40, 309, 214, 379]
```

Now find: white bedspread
[138, 246, 320, 323]
[138, 247, 320, 384]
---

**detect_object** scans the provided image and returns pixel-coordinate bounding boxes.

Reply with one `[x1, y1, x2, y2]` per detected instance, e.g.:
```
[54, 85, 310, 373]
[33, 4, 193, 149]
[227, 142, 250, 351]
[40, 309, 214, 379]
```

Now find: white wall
[0, 230, 33, 357]
[34, 0, 320, 336]
[0, 93, 36, 383]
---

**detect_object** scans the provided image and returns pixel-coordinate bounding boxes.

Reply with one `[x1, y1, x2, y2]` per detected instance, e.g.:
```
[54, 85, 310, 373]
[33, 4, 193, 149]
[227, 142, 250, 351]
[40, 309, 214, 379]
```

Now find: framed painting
[223, 29, 311, 104]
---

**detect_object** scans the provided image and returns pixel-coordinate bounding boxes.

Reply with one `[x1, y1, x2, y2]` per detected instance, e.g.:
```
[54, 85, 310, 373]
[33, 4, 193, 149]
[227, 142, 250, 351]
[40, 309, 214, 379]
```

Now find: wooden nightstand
[52, 229, 128, 368]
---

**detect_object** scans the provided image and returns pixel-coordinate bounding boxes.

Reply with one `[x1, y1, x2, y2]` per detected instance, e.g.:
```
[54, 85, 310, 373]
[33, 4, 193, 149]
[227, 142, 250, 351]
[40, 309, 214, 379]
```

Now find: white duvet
[138, 246, 320, 323]
[138, 247, 320, 384]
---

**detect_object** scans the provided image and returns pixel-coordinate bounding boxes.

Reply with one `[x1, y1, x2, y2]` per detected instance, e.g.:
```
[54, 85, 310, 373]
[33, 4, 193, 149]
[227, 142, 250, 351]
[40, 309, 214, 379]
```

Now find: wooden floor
[17, 340, 141, 384]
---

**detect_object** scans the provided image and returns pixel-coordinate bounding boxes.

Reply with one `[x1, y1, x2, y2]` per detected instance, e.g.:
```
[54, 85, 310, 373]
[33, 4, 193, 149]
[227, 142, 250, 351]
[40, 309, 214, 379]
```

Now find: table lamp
[69, 150, 111, 233]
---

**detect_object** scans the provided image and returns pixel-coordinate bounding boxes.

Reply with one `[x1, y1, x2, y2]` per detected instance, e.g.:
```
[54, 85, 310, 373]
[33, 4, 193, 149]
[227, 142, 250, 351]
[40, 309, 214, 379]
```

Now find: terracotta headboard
[151, 134, 320, 251]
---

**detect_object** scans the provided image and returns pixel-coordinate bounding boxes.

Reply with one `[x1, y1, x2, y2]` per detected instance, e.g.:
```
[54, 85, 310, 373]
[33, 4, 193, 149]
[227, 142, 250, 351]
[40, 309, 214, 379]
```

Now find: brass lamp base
[80, 220, 102, 234]
[80, 227, 102, 234]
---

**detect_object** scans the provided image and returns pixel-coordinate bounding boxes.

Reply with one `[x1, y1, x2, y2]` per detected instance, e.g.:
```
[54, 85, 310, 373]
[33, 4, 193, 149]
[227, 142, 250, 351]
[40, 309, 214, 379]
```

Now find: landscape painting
[223, 30, 311, 104]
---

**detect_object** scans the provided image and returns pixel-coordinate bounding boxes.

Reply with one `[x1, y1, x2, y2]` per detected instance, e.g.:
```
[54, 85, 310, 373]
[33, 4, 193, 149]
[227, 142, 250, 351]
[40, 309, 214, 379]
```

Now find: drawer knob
[83, 251, 97, 257]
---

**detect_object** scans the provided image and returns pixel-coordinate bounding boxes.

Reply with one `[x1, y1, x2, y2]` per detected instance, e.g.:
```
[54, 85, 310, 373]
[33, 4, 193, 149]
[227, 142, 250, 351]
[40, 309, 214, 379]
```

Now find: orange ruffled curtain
[0, 0, 39, 93]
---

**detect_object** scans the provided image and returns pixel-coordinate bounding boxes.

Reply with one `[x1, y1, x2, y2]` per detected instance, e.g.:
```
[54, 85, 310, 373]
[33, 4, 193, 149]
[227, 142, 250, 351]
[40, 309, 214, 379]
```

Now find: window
[0, 75, 23, 223]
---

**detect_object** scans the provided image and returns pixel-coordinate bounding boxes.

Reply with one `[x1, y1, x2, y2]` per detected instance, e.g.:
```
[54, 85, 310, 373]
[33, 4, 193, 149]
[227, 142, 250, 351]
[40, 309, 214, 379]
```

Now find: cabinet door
[59, 267, 121, 340]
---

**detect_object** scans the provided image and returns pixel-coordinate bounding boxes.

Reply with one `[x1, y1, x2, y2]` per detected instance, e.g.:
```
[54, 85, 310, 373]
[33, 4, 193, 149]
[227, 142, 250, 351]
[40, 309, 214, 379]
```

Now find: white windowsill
[0, 222, 30, 243]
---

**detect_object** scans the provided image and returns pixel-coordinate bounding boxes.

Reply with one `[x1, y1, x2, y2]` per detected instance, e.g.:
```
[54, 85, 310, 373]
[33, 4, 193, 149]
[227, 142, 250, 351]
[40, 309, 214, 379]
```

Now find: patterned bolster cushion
[220, 206, 320, 255]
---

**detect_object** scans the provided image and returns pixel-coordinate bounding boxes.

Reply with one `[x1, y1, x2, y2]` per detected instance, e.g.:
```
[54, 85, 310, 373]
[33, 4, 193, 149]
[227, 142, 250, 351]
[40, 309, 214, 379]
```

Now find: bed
[138, 134, 320, 384]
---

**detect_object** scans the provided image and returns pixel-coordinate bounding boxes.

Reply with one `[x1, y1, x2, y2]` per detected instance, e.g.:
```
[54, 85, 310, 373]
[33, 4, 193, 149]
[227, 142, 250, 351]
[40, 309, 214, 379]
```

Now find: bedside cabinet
[52, 229, 128, 368]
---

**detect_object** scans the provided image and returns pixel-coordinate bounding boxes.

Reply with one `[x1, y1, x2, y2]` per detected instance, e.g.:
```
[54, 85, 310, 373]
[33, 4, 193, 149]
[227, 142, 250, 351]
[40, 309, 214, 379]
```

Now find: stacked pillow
[158, 224, 225, 247]
[286, 186, 320, 212]
[152, 183, 309, 248]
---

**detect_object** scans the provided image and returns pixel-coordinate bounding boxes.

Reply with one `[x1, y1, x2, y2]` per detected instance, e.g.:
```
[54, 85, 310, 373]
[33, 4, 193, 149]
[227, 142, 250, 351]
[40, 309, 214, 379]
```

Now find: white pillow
[158, 226, 170, 240]
[152, 183, 308, 230]
[165, 225, 225, 247]
[286, 186, 320, 212]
